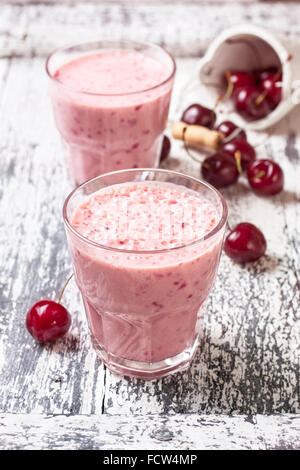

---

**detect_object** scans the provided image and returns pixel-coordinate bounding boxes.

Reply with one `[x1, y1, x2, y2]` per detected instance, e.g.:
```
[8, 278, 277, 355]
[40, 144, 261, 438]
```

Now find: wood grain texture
[103, 60, 300, 415]
[0, 413, 299, 450]
[0, 1, 299, 447]
[0, 57, 105, 415]
[1, 1, 300, 59]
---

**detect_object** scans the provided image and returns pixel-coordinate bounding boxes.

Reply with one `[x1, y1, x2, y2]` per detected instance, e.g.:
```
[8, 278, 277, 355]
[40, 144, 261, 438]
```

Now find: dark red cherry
[220, 139, 256, 171]
[233, 85, 271, 121]
[224, 222, 267, 263]
[226, 70, 256, 90]
[254, 66, 279, 83]
[216, 121, 247, 141]
[26, 300, 71, 343]
[247, 159, 284, 195]
[260, 73, 282, 109]
[181, 104, 216, 129]
[201, 152, 239, 188]
[160, 135, 171, 162]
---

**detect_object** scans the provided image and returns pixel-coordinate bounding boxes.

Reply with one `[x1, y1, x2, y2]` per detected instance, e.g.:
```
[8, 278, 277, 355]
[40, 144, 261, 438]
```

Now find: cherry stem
[223, 71, 234, 101]
[254, 170, 266, 179]
[255, 66, 283, 106]
[57, 273, 74, 305]
[255, 88, 269, 106]
[182, 126, 204, 164]
[226, 220, 233, 233]
[202, 162, 211, 169]
[234, 150, 243, 174]
[213, 93, 224, 112]
[212, 72, 234, 113]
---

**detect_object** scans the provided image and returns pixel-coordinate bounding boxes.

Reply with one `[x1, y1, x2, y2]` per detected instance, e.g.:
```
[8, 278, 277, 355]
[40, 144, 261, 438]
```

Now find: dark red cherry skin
[181, 104, 216, 129]
[224, 222, 267, 263]
[260, 73, 282, 109]
[227, 71, 256, 90]
[201, 152, 239, 188]
[26, 300, 71, 343]
[254, 66, 279, 83]
[216, 121, 247, 141]
[233, 85, 271, 121]
[247, 159, 284, 195]
[220, 139, 256, 171]
[160, 135, 171, 162]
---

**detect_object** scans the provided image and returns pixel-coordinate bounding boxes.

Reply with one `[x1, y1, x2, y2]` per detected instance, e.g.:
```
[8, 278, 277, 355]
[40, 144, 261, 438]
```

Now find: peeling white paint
[0, 1, 299, 449]
[0, 413, 299, 450]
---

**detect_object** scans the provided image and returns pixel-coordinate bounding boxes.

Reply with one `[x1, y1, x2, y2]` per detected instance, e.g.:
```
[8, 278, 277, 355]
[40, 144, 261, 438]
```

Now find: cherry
[26, 300, 71, 343]
[181, 104, 216, 129]
[233, 85, 271, 121]
[226, 70, 256, 91]
[220, 139, 256, 171]
[201, 152, 239, 188]
[216, 121, 247, 141]
[160, 135, 171, 162]
[224, 222, 267, 263]
[254, 66, 279, 83]
[26, 274, 73, 343]
[247, 159, 284, 195]
[259, 73, 282, 109]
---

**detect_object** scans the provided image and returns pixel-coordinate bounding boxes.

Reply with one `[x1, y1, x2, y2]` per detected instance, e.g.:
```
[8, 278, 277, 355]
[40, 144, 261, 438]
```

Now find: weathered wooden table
[0, 1, 299, 450]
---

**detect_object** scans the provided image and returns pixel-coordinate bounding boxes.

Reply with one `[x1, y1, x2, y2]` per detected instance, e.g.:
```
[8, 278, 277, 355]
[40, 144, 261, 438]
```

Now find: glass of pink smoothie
[46, 41, 175, 185]
[63, 169, 228, 379]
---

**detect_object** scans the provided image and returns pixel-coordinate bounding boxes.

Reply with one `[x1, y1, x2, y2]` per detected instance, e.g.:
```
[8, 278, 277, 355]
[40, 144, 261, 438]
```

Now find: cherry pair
[202, 143, 283, 196]
[200, 119, 283, 195]
[226, 67, 282, 121]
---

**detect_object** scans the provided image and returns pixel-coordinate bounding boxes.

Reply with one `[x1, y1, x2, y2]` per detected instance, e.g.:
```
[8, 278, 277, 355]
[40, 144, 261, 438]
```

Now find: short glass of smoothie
[63, 169, 227, 379]
[46, 41, 175, 185]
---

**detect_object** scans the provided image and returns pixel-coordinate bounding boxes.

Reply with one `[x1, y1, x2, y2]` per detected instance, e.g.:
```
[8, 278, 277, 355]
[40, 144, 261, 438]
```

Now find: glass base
[91, 334, 199, 380]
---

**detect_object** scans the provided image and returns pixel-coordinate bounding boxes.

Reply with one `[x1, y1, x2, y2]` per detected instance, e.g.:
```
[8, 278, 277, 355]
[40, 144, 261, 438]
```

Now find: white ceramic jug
[197, 25, 300, 130]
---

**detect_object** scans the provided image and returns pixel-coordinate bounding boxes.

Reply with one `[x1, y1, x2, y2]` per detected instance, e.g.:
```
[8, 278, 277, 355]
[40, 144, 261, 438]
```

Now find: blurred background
[2, 0, 300, 60]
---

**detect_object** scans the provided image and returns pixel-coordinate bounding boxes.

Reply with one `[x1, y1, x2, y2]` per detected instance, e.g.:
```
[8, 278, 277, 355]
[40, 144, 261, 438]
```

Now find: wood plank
[0, 57, 105, 415]
[103, 59, 300, 415]
[0, 3, 299, 421]
[0, 54, 298, 417]
[1, 2, 300, 58]
[0, 412, 299, 450]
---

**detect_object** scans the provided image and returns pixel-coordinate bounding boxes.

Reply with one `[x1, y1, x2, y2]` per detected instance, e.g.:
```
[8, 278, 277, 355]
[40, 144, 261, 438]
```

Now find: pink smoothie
[50, 50, 174, 185]
[68, 181, 225, 371]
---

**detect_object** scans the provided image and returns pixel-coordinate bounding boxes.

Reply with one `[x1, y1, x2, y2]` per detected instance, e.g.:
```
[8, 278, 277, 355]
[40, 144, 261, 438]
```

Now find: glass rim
[63, 168, 228, 255]
[45, 39, 176, 97]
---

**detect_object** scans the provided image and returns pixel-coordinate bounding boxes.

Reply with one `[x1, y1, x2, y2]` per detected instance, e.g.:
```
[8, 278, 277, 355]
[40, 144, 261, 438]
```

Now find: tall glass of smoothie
[63, 169, 228, 379]
[46, 41, 175, 185]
